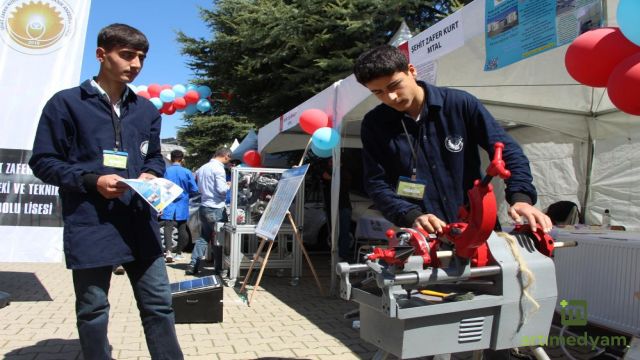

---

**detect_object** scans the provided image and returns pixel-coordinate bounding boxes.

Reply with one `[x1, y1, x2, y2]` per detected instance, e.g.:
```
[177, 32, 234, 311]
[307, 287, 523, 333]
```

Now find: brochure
[118, 177, 183, 212]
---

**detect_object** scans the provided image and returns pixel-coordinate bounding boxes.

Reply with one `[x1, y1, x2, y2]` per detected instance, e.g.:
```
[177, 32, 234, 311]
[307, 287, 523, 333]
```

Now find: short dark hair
[214, 147, 231, 158]
[97, 23, 149, 52]
[170, 150, 184, 162]
[353, 45, 409, 85]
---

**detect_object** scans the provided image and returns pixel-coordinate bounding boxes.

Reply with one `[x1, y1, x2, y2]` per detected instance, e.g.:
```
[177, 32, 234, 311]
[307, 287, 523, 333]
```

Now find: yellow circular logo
[0, 0, 74, 54]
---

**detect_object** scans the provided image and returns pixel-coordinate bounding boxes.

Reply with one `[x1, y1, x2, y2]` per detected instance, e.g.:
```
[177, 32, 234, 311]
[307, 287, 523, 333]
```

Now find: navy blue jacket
[29, 80, 165, 269]
[361, 82, 536, 227]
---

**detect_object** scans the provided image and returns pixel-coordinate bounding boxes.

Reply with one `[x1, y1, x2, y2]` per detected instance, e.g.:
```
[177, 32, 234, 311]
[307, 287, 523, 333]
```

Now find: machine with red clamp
[337, 142, 576, 359]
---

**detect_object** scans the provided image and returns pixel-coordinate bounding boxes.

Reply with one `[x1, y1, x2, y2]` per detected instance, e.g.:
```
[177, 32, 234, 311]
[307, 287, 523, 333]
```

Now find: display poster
[255, 164, 308, 241]
[485, 0, 602, 71]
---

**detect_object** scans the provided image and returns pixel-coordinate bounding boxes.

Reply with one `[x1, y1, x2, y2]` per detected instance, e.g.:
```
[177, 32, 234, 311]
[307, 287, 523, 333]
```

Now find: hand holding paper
[118, 177, 183, 212]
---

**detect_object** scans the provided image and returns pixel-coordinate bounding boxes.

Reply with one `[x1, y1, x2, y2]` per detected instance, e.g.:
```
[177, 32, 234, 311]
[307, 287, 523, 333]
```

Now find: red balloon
[173, 97, 187, 110]
[137, 90, 151, 99]
[161, 102, 176, 115]
[607, 52, 640, 115]
[299, 108, 329, 135]
[147, 84, 161, 98]
[243, 150, 262, 167]
[184, 90, 200, 104]
[161, 84, 172, 90]
[565, 27, 640, 87]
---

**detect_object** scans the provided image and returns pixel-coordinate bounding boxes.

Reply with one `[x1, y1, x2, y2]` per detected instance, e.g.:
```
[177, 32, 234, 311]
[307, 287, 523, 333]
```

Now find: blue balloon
[172, 84, 186, 98]
[618, 0, 640, 46]
[196, 98, 211, 113]
[184, 104, 198, 115]
[310, 143, 332, 158]
[149, 97, 163, 110]
[159, 89, 175, 103]
[197, 85, 212, 98]
[136, 84, 147, 92]
[311, 127, 339, 150]
[186, 84, 198, 92]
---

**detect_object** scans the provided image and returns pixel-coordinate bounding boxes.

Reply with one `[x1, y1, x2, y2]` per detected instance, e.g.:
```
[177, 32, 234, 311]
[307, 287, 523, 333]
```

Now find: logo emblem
[140, 141, 149, 158]
[0, 0, 75, 54]
[444, 135, 463, 153]
[560, 299, 588, 326]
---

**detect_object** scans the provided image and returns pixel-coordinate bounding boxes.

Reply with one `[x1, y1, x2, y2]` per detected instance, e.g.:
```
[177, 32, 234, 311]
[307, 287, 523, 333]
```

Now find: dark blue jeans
[190, 206, 227, 267]
[72, 256, 183, 360]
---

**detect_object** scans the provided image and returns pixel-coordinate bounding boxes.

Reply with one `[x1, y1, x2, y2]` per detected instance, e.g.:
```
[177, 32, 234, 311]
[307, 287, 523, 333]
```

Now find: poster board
[255, 164, 308, 240]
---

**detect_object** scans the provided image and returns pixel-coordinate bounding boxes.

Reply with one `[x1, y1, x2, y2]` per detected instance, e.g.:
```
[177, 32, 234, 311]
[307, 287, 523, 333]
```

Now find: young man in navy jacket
[354, 45, 552, 234]
[29, 24, 183, 360]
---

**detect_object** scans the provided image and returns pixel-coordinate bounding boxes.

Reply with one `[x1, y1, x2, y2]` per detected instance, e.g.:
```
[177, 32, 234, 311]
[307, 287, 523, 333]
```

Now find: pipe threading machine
[337, 143, 576, 359]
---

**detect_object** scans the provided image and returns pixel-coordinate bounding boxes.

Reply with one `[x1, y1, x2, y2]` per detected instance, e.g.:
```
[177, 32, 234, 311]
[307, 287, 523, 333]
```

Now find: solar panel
[170, 275, 220, 294]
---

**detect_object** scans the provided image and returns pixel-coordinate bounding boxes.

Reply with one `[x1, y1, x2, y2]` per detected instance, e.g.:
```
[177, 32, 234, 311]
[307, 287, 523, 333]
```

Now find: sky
[79, 0, 212, 140]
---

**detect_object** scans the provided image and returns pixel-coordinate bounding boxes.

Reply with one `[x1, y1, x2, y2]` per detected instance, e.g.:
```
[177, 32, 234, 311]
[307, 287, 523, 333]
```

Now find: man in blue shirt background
[186, 147, 232, 275]
[160, 150, 199, 262]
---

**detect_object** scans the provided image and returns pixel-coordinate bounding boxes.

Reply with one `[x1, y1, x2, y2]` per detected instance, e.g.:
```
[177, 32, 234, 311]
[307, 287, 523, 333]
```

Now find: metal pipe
[392, 265, 502, 285]
[555, 241, 577, 248]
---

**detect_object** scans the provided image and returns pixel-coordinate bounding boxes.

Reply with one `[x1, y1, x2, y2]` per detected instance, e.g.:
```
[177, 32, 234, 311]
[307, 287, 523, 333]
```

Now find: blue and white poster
[485, 0, 603, 71]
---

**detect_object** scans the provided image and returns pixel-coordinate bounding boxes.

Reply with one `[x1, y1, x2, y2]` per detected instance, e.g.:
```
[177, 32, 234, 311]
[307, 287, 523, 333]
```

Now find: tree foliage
[176, 0, 465, 164]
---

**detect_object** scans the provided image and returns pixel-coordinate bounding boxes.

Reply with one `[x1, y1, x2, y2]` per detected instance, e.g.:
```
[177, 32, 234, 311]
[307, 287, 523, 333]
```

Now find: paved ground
[0, 253, 629, 359]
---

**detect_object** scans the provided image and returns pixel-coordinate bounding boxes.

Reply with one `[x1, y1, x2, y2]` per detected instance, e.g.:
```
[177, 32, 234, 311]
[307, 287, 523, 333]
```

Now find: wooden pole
[297, 138, 313, 167]
[239, 237, 267, 294]
[287, 211, 325, 296]
[248, 239, 275, 306]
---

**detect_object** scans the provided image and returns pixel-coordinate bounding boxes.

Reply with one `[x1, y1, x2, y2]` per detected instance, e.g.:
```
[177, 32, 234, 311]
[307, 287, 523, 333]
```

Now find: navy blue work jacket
[160, 164, 198, 221]
[29, 80, 165, 269]
[360, 82, 536, 227]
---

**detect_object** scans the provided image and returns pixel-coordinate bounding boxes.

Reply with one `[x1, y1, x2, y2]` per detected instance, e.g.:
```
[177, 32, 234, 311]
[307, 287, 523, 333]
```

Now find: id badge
[103, 150, 128, 169]
[396, 176, 426, 200]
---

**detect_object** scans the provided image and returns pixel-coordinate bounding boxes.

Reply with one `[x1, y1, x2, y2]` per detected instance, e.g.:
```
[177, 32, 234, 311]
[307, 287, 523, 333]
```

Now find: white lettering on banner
[0, 202, 21, 214]
[24, 202, 53, 215]
[408, 10, 464, 72]
[13, 182, 24, 194]
[0, 181, 9, 194]
[28, 183, 59, 195]
[3, 162, 32, 175]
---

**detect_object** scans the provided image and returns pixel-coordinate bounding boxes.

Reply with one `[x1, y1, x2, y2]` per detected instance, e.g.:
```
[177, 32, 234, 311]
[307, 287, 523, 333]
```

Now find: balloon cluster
[565, 1, 640, 115]
[299, 108, 338, 158]
[130, 83, 213, 115]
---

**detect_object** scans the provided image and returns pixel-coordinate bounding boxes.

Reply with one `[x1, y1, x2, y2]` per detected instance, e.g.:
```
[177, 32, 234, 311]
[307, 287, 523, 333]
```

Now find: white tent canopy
[258, 0, 640, 290]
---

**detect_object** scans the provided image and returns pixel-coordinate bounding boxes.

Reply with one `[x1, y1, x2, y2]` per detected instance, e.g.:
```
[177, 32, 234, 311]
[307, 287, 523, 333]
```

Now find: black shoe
[185, 265, 198, 276]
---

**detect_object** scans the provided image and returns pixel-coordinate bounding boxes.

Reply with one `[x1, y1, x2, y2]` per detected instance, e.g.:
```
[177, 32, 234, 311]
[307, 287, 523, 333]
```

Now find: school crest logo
[445, 135, 464, 153]
[0, 0, 75, 54]
[139, 141, 149, 158]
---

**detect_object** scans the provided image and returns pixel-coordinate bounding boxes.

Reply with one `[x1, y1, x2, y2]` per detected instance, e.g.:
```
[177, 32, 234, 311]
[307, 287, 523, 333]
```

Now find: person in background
[354, 44, 552, 234]
[160, 149, 198, 262]
[29, 23, 183, 359]
[186, 147, 232, 275]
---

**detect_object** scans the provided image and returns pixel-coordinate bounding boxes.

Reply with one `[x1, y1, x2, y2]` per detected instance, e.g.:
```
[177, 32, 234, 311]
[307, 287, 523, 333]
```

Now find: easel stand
[240, 211, 325, 305]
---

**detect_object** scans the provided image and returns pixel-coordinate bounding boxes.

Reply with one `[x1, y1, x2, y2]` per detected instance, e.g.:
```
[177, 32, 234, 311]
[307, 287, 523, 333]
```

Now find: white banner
[408, 9, 463, 78]
[0, 0, 91, 262]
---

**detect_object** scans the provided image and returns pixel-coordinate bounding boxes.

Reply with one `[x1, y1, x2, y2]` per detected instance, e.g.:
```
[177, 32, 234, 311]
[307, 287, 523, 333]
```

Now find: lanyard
[400, 118, 420, 181]
[108, 101, 123, 151]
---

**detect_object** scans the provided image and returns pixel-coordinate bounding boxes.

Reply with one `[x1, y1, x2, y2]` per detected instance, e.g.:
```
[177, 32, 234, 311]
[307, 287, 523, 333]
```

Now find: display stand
[222, 166, 303, 287]
[240, 211, 325, 305]
[237, 165, 324, 305]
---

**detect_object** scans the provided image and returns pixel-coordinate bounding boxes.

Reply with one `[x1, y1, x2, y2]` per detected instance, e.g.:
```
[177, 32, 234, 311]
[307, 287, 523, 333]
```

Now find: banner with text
[0, 0, 91, 262]
[407, 9, 463, 84]
[484, 0, 602, 71]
